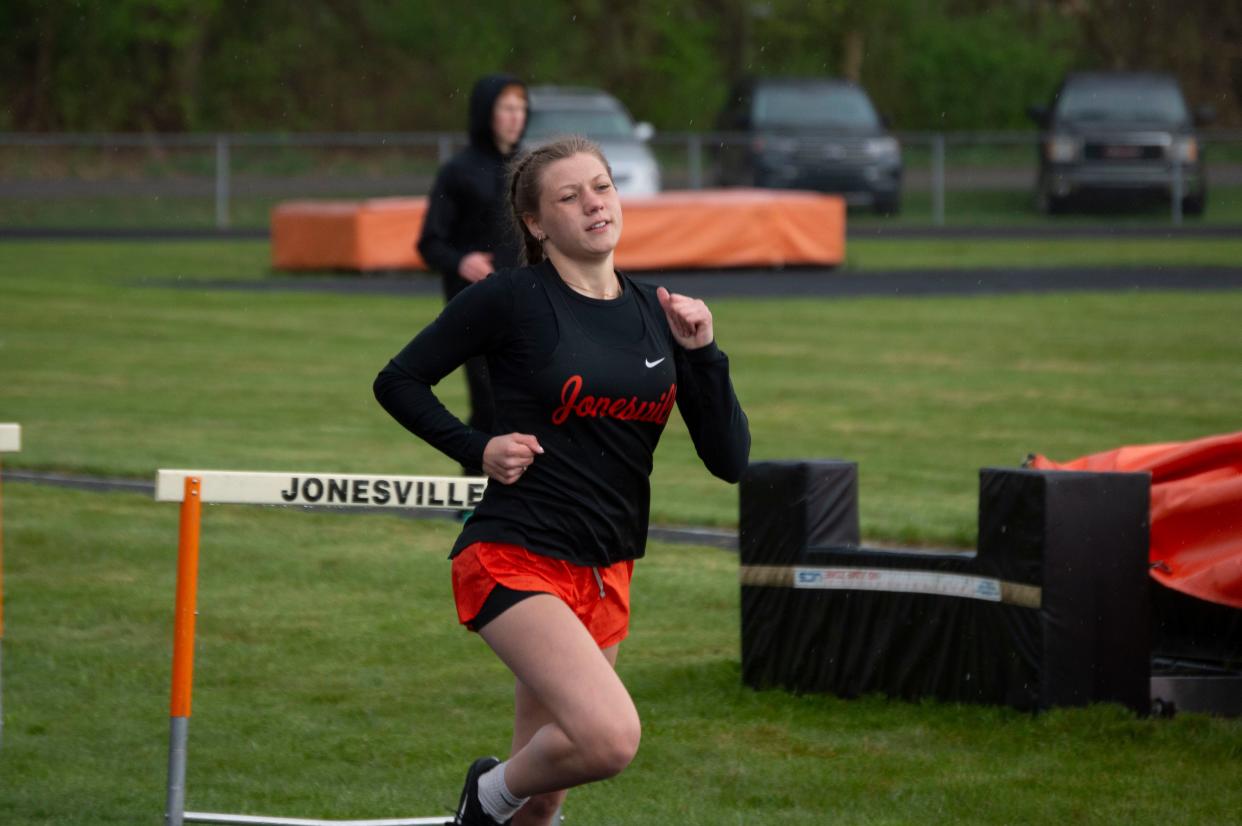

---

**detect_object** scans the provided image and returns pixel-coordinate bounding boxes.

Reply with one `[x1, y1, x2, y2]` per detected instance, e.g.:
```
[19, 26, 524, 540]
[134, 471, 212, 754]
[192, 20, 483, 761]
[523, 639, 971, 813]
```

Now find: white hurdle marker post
[0, 423, 21, 751]
[156, 469, 487, 826]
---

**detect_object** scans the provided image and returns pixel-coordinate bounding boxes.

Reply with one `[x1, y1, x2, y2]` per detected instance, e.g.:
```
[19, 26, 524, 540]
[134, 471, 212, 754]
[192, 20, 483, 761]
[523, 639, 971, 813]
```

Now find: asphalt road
[0, 468, 741, 549]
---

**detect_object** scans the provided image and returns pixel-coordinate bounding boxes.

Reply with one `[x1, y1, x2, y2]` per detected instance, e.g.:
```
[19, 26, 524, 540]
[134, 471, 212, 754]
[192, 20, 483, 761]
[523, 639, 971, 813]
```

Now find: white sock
[478, 760, 528, 822]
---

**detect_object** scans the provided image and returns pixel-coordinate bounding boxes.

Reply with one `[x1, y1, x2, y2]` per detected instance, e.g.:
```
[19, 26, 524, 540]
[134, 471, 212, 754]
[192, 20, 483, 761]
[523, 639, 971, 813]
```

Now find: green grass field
[2, 237, 1241, 823]
[3, 184, 1241, 229]
[846, 235, 1242, 270]
[3, 483, 1240, 825]
[849, 184, 1242, 227]
[4, 239, 1242, 543]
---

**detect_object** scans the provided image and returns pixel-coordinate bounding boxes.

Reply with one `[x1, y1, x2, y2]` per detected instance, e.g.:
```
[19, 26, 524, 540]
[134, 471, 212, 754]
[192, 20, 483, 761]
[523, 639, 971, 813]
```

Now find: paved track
[1, 469, 740, 549]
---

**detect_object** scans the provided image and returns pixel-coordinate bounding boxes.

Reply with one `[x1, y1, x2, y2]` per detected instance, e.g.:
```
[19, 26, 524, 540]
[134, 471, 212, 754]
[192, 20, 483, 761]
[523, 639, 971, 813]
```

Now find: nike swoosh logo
[645, 357, 665, 368]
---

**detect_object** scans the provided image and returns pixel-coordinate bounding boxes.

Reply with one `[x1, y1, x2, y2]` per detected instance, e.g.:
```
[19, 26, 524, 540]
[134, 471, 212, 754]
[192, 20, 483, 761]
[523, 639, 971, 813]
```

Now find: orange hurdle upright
[0, 423, 22, 751]
[156, 468, 487, 826]
[165, 476, 201, 826]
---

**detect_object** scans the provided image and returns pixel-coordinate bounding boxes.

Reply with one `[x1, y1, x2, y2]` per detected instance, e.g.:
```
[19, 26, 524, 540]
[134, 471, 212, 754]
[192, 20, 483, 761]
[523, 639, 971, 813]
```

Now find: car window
[526, 107, 635, 139]
[753, 84, 881, 129]
[1055, 81, 1189, 125]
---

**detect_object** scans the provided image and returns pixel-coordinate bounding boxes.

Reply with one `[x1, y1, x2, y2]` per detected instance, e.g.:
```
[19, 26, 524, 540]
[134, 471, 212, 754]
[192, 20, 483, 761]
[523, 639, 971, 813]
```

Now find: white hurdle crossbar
[0, 423, 21, 750]
[157, 468, 487, 826]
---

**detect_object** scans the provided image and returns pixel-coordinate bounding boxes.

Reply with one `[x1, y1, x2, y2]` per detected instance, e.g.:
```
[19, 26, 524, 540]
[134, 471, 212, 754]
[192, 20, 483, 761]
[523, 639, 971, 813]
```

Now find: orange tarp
[1028, 430, 1242, 609]
[271, 199, 430, 272]
[270, 189, 845, 272]
[614, 189, 845, 270]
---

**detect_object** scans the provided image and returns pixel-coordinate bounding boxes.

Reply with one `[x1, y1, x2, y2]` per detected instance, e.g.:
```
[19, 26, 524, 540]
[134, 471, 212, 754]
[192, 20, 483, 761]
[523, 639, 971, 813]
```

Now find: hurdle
[156, 468, 487, 826]
[0, 423, 21, 750]
[739, 460, 1151, 711]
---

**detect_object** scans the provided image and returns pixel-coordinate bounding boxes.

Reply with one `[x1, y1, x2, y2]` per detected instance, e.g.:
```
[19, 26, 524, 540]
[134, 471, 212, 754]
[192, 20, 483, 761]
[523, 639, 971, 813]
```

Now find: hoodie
[418, 74, 527, 299]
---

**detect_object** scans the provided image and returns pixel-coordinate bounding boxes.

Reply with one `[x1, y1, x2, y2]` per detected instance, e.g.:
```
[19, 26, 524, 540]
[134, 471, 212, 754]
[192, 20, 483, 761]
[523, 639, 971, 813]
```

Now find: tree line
[2, 0, 1238, 133]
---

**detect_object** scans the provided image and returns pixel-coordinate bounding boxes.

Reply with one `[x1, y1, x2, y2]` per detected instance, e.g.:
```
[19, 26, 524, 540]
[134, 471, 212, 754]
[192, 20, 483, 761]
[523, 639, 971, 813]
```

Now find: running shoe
[454, 755, 509, 826]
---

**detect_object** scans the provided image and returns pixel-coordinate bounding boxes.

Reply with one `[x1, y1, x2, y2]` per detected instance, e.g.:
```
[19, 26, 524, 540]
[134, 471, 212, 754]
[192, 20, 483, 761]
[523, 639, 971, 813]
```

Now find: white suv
[524, 86, 662, 197]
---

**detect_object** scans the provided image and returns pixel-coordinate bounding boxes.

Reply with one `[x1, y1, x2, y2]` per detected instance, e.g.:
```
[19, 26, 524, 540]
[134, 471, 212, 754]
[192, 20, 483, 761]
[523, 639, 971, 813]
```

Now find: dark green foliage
[1, 0, 1238, 132]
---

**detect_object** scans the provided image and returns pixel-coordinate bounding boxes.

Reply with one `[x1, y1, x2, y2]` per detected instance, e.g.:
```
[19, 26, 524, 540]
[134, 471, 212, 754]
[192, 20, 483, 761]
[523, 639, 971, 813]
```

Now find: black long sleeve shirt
[374, 260, 750, 566]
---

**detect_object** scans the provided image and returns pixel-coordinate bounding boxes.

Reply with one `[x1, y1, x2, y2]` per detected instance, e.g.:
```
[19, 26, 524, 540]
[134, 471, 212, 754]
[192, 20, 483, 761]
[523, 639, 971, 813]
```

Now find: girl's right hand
[482, 433, 544, 484]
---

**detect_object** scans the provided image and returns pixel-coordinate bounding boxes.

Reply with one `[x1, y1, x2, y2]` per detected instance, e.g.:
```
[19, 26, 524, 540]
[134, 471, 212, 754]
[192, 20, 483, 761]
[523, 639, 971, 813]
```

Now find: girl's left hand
[657, 286, 714, 350]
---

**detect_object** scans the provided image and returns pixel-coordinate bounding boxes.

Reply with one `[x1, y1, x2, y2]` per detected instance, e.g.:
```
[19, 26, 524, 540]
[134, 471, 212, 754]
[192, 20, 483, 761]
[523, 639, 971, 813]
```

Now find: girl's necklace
[562, 276, 621, 300]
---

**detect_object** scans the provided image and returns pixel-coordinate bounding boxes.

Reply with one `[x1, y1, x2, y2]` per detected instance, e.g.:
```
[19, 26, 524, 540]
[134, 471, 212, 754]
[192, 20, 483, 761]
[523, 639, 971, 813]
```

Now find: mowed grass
[4, 239, 1242, 545]
[849, 184, 1242, 228]
[2, 483, 1240, 825]
[4, 183, 1242, 228]
[846, 235, 1242, 270]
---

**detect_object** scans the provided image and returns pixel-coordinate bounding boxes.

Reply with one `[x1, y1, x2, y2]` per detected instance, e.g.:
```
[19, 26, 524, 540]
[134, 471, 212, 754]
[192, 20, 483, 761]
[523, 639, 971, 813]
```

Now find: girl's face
[525, 153, 622, 262]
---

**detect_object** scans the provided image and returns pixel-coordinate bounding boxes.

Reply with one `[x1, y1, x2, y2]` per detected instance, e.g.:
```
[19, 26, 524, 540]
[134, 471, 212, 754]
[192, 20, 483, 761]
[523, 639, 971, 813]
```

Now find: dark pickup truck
[717, 76, 903, 215]
[1028, 71, 1213, 215]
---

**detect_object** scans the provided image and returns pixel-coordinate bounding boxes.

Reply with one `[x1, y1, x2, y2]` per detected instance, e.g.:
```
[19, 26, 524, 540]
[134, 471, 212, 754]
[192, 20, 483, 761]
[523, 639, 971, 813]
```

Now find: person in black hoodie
[418, 74, 528, 468]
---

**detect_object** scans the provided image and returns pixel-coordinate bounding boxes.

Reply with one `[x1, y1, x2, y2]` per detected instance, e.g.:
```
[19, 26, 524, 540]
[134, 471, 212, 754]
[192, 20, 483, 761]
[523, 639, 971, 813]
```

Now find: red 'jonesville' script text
[551, 374, 677, 425]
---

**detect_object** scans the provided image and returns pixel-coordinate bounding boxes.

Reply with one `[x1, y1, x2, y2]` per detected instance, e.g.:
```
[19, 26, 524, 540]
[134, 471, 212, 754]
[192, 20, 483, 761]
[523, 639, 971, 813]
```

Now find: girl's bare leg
[508, 645, 619, 825]
[478, 594, 639, 799]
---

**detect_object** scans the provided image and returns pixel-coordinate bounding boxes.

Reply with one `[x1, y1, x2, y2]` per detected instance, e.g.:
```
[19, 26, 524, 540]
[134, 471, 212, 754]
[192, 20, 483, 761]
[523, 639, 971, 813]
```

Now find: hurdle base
[1150, 676, 1242, 718]
[184, 812, 453, 825]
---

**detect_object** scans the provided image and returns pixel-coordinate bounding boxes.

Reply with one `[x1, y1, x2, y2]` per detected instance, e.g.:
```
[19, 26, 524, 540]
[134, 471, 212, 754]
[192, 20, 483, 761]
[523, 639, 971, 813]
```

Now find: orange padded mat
[270, 189, 845, 272]
[1029, 430, 1242, 609]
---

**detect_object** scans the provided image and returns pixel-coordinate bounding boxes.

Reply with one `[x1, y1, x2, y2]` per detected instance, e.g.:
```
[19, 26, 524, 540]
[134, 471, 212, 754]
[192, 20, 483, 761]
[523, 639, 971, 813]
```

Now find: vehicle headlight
[1172, 137, 1198, 163]
[864, 137, 900, 159]
[1045, 135, 1081, 163]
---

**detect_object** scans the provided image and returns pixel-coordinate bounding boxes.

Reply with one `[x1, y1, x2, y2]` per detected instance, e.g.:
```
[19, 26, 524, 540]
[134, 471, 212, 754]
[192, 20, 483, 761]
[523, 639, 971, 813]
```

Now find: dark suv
[1028, 72, 1212, 215]
[716, 76, 902, 214]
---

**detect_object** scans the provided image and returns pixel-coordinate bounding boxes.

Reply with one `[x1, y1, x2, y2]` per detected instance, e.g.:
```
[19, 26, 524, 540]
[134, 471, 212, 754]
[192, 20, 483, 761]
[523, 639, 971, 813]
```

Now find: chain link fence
[3, 130, 1241, 231]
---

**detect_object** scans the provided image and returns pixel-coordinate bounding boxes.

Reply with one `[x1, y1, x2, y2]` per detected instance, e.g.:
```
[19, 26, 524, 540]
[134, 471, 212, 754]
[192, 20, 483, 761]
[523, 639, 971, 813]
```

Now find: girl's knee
[579, 714, 641, 780]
